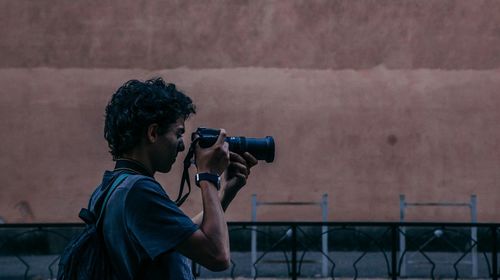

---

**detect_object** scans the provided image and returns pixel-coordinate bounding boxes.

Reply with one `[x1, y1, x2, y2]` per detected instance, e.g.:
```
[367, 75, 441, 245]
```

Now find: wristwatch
[195, 173, 221, 190]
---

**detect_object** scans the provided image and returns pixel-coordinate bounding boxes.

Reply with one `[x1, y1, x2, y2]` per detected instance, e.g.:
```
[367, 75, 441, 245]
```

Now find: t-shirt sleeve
[124, 179, 198, 260]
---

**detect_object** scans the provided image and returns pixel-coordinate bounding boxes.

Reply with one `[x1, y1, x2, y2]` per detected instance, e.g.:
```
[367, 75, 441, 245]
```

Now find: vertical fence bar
[291, 224, 298, 280]
[471, 194, 478, 278]
[493, 225, 498, 280]
[321, 193, 328, 277]
[391, 224, 398, 280]
[251, 194, 257, 278]
[399, 195, 406, 277]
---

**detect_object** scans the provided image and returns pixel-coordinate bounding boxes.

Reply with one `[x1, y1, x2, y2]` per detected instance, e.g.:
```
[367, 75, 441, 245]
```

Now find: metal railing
[250, 194, 329, 277]
[399, 195, 479, 277]
[0, 222, 498, 279]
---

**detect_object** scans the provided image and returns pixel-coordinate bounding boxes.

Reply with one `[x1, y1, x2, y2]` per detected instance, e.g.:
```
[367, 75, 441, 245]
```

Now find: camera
[192, 127, 275, 163]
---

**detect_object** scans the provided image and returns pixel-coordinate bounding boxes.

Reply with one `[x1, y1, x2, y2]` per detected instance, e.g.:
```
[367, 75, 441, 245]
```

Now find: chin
[157, 167, 171, 173]
[157, 164, 173, 173]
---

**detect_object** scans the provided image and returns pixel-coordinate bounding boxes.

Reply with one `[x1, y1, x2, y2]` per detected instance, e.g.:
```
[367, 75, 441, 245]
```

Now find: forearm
[192, 185, 238, 225]
[198, 181, 229, 257]
[220, 186, 237, 212]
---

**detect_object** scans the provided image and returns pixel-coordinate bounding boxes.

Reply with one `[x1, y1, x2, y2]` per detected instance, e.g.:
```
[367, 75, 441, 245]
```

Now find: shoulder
[116, 174, 164, 194]
[122, 174, 175, 206]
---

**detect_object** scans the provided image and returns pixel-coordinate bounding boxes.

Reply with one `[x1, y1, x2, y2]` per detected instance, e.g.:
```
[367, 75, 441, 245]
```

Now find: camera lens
[227, 136, 275, 163]
[193, 128, 275, 162]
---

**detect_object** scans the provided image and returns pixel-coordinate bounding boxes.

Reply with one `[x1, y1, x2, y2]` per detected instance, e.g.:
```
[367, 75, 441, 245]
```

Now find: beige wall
[1, 1, 500, 223]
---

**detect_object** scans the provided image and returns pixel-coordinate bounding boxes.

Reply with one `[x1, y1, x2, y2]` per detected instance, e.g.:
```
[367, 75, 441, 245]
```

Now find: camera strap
[175, 138, 200, 206]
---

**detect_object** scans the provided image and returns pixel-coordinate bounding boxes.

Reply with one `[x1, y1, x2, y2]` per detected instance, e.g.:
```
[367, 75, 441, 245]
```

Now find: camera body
[192, 127, 275, 163]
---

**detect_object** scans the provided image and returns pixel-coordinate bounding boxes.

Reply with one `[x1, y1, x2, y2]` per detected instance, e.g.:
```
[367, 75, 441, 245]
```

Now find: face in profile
[150, 118, 186, 173]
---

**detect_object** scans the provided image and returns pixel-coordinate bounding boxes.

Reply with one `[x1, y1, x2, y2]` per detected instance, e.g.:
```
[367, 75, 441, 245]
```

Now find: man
[89, 77, 257, 279]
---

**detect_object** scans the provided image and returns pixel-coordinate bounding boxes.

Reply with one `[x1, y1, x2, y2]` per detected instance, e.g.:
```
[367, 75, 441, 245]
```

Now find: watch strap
[195, 173, 221, 190]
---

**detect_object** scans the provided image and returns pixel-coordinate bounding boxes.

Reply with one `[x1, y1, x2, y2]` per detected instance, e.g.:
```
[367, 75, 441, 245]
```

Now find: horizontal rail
[256, 202, 321, 206]
[1, 221, 500, 228]
[405, 202, 471, 207]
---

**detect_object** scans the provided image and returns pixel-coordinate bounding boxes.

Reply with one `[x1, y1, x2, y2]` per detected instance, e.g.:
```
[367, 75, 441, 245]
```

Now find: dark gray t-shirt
[90, 170, 198, 280]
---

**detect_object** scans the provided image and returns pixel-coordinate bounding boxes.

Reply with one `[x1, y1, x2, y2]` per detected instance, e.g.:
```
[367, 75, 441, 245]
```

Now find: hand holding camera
[175, 127, 275, 205]
[192, 127, 274, 193]
[194, 128, 230, 176]
[224, 152, 258, 193]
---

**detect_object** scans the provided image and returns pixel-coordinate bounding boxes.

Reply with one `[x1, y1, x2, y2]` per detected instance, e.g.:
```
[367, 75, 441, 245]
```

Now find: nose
[177, 140, 185, 152]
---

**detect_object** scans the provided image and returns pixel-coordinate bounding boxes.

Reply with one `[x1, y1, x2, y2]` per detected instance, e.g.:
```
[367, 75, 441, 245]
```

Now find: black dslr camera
[192, 127, 275, 163]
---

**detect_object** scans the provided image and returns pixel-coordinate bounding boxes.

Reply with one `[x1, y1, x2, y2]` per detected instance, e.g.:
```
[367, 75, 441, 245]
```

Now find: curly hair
[104, 77, 196, 159]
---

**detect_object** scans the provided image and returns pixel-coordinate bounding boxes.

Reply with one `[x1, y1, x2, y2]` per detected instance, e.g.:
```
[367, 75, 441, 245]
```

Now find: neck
[120, 150, 155, 176]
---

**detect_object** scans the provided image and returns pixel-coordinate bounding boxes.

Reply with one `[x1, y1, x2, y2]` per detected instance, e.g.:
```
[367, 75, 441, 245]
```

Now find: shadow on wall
[11, 201, 36, 223]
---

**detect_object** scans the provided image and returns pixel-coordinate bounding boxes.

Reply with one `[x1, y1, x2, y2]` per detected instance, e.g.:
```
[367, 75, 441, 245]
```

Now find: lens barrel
[194, 128, 275, 163]
[227, 136, 275, 163]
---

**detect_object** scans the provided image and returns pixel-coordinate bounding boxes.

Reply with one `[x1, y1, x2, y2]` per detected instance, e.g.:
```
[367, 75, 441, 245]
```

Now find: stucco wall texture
[1, 1, 500, 223]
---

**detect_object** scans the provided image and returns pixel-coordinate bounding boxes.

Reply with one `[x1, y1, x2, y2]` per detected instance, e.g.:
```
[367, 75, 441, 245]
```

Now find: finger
[229, 151, 246, 164]
[222, 142, 230, 154]
[227, 176, 247, 188]
[192, 132, 200, 141]
[242, 152, 258, 167]
[235, 174, 247, 184]
[215, 128, 227, 145]
[228, 162, 249, 177]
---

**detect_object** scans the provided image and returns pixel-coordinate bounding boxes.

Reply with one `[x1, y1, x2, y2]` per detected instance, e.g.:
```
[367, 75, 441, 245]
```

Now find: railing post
[391, 223, 398, 280]
[493, 225, 498, 280]
[251, 194, 257, 278]
[291, 224, 298, 280]
[321, 193, 329, 277]
[399, 194, 406, 277]
[471, 194, 478, 277]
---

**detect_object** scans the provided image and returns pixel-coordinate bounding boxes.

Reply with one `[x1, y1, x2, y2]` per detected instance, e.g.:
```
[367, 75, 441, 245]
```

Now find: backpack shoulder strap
[95, 173, 152, 228]
[95, 173, 129, 226]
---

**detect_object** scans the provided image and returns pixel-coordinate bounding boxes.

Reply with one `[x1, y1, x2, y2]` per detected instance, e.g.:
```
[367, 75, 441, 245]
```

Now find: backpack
[57, 173, 130, 280]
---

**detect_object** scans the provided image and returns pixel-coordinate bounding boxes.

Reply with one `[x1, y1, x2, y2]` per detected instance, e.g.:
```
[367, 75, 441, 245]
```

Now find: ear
[146, 123, 160, 143]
